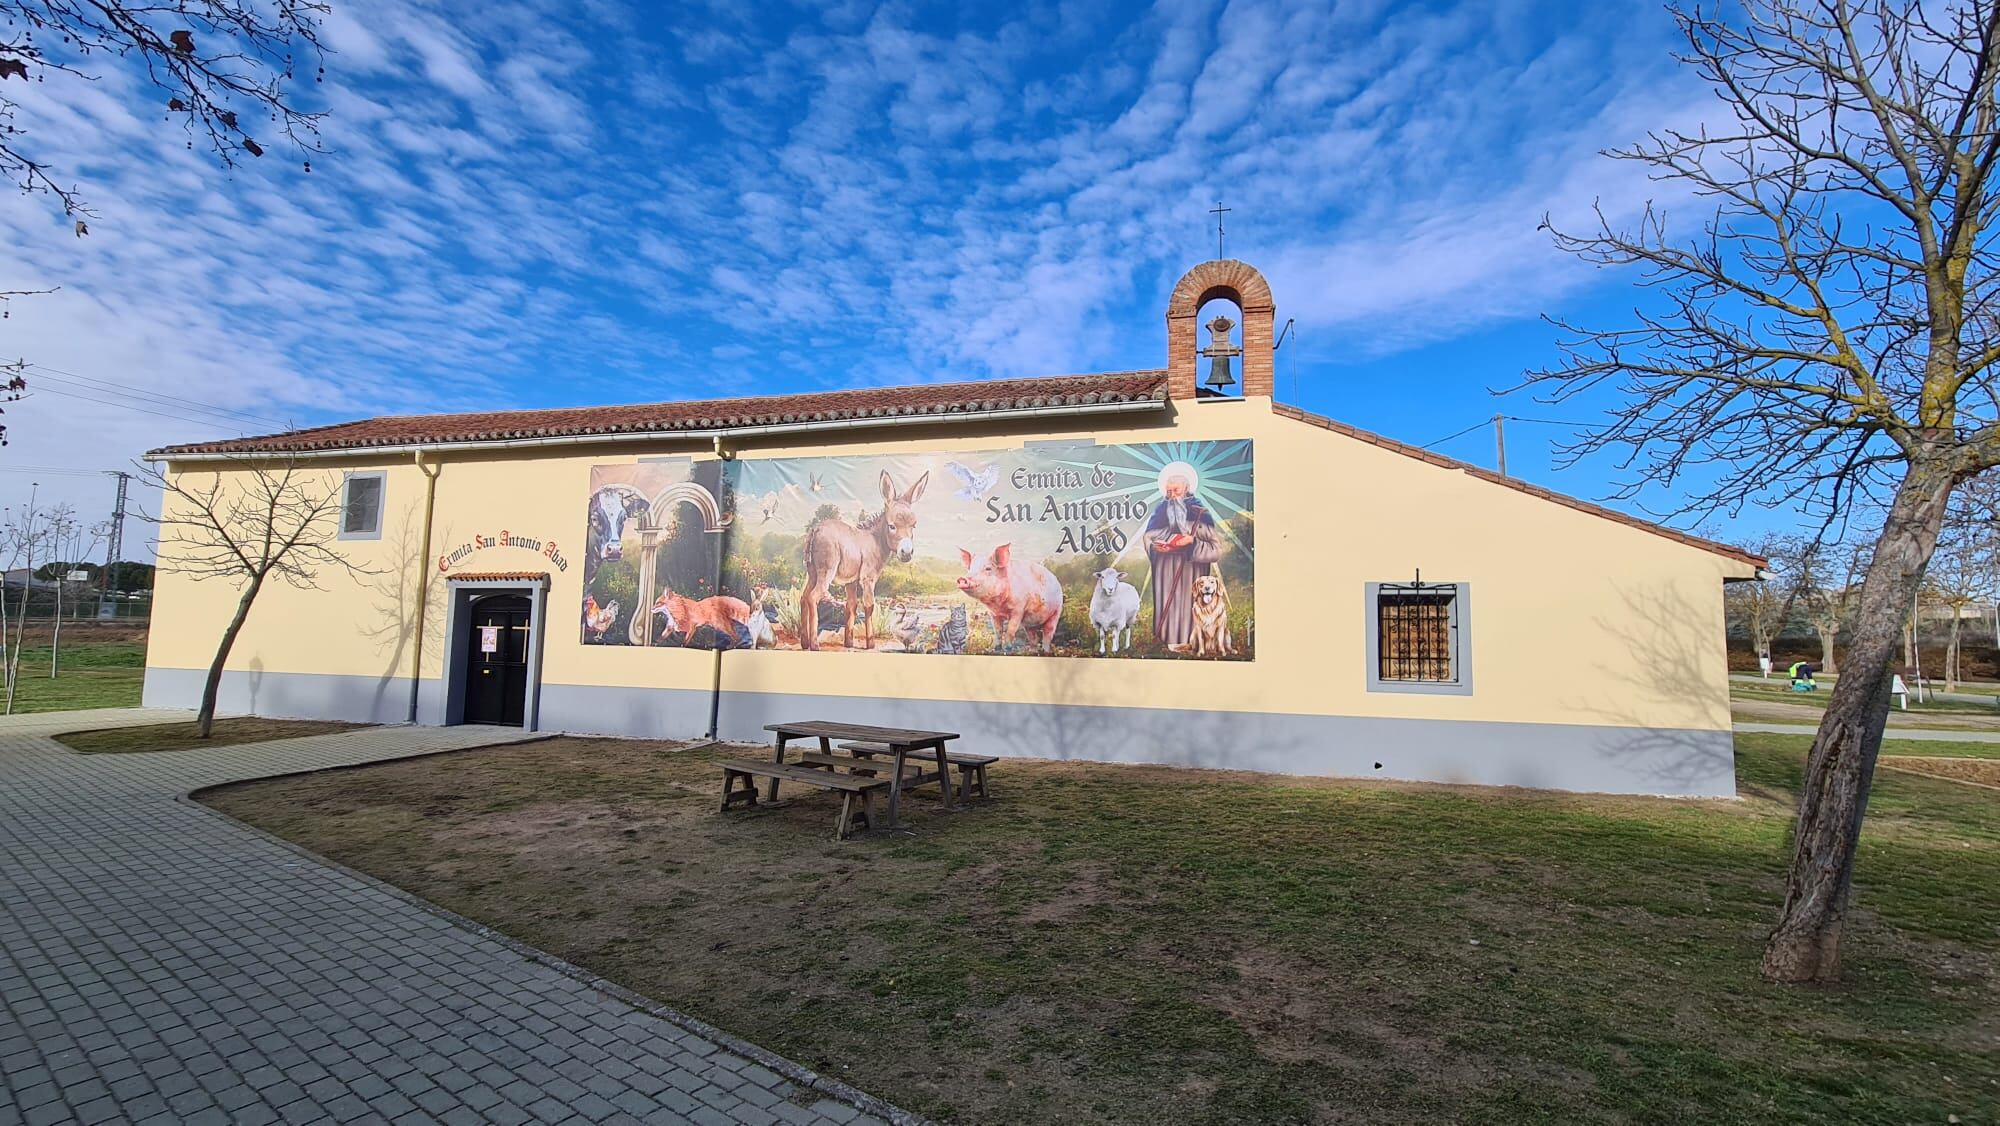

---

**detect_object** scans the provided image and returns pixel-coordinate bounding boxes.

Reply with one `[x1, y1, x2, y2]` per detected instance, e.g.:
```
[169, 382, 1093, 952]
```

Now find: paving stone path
[0, 711, 894, 1126]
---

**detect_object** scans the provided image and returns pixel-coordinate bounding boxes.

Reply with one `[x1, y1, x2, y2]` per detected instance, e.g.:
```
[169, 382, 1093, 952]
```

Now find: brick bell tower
[1165, 258, 1276, 401]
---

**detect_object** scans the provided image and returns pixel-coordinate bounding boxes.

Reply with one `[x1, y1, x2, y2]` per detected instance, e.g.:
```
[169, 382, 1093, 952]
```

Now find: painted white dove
[944, 460, 1000, 501]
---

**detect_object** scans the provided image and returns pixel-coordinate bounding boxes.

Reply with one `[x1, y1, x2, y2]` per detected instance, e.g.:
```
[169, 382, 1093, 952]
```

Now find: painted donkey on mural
[799, 470, 929, 650]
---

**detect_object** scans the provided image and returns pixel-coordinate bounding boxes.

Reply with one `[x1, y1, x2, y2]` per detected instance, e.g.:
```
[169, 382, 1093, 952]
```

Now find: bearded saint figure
[1142, 472, 1226, 649]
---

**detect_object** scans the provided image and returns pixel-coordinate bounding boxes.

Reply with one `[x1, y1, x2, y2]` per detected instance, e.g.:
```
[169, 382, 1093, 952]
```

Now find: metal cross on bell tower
[1209, 200, 1231, 259]
[1199, 312, 1241, 395]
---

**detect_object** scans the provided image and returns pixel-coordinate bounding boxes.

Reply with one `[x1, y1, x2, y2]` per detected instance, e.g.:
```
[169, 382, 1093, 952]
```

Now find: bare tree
[1800, 538, 1870, 673]
[143, 457, 374, 737]
[0, 484, 48, 712]
[1923, 528, 1991, 688]
[1, 0, 326, 219]
[1727, 535, 1796, 668]
[39, 503, 102, 678]
[1524, 0, 2000, 983]
[0, 0, 327, 440]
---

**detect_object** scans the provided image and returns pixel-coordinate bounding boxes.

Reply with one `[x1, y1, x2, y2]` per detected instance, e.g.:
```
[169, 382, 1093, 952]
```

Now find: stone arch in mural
[628, 481, 731, 645]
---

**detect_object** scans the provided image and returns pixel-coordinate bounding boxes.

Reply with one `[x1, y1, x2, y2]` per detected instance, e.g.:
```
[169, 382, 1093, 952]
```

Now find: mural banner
[581, 440, 1253, 660]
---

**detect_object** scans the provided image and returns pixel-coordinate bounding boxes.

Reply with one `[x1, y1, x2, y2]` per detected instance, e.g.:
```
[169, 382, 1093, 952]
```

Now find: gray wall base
[142, 668, 1737, 798]
[712, 690, 1736, 798]
[143, 666, 420, 727]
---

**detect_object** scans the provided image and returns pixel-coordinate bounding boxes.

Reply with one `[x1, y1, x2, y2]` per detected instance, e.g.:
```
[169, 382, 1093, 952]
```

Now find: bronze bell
[1205, 352, 1235, 391]
[1202, 313, 1239, 392]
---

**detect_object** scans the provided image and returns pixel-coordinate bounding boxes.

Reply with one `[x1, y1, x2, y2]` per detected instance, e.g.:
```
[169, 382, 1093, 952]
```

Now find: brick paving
[0, 710, 893, 1126]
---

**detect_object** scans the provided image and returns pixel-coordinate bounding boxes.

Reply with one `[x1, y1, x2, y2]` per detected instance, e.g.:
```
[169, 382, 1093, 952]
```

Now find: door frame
[441, 575, 549, 731]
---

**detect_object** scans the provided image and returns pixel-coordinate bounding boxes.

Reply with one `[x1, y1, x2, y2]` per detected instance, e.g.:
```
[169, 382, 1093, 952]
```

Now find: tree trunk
[1947, 615, 1962, 692]
[1817, 627, 1837, 674]
[199, 577, 263, 739]
[0, 569, 11, 715]
[1762, 465, 1957, 984]
[49, 577, 60, 679]
[3, 563, 29, 714]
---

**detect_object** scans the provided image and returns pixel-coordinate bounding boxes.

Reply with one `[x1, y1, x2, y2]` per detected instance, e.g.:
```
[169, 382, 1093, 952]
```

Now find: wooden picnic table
[763, 720, 961, 830]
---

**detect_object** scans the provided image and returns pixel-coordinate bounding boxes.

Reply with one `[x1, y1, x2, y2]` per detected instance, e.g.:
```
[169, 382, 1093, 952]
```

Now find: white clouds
[0, 0, 1700, 526]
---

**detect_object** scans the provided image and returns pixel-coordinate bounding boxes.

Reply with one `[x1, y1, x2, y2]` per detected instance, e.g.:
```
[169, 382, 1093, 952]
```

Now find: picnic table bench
[760, 720, 963, 830]
[717, 760, 889, 840]
[836, 741, 996, 801]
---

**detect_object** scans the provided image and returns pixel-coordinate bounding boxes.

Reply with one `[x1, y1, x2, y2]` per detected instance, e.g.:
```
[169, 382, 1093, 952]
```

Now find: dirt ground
[199, 735, 1999, 1125]
[1882, 756, 2000, 788]
[57, 717, 370, 754]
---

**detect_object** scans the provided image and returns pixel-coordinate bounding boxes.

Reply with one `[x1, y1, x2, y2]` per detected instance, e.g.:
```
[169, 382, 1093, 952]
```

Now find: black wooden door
[463, 595, 531, 726]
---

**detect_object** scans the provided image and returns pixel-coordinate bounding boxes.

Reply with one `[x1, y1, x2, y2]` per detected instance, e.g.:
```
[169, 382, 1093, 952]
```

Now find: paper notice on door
[480, 626, 500, 654]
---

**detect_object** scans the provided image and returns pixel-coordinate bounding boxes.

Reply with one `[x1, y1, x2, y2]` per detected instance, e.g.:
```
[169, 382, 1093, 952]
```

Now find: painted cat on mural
[931, 604, 970, 655]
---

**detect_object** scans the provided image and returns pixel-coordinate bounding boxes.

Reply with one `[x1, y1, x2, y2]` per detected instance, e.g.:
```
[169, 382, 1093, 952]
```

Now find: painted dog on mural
[799, 470, 929, 650]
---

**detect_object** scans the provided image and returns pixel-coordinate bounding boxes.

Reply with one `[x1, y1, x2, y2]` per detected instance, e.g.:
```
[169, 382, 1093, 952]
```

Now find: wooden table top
[764, 720, 960, 747]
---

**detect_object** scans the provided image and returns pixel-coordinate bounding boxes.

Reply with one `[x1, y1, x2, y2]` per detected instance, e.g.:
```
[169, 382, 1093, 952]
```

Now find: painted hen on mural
[582, 595, 619, 641]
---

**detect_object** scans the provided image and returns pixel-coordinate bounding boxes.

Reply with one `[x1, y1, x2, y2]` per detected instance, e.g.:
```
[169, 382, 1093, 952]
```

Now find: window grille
[1376, 582, 1458, 683]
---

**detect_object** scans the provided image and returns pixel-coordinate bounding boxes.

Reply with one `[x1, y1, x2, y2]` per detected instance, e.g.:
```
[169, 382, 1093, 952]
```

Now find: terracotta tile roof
[1272, 403, 1767, 570]
[449, 572, 550, 584]
[148, 371, 1169, 457]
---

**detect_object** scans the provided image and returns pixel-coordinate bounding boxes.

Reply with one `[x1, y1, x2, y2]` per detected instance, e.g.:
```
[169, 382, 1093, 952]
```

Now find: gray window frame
[1365, 581, 1473, 696]
[337, 470, 386, 541]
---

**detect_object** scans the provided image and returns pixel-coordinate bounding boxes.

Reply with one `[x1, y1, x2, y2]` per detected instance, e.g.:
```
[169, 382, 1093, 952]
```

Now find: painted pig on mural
[956, 543, 1062, 654]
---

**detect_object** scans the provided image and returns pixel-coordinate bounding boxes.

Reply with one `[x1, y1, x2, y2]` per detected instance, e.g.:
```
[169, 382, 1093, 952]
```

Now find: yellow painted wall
[147, 397, 1753, 732]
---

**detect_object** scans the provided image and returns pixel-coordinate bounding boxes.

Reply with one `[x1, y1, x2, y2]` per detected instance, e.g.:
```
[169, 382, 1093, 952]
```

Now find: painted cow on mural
[799, 470, 928, 650]
[957, 543, 1063, 654]
[585, 487, 651, 584]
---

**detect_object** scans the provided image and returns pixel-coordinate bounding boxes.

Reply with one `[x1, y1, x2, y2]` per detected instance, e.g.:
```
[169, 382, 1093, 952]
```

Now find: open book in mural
[579, 440, 1253, 659]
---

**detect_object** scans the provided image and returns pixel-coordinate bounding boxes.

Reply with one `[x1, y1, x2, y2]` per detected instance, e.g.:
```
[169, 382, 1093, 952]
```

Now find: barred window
[1367, 581, 1471, 694]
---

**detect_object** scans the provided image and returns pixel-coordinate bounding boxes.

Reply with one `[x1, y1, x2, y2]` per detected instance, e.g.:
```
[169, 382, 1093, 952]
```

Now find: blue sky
[0, 0, 1774, 544]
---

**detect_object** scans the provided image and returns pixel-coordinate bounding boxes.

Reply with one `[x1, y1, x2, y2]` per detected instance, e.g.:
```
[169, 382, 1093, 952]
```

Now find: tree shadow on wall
[938, 647, 1309, 772]
[361, 511, 448, 721]
[1567, 584, 1743, 795]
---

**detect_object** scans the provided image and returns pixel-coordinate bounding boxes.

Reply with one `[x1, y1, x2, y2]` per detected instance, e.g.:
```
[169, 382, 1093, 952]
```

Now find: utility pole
[1492, 414, 1507, 477]
[97, 471, 129, 620]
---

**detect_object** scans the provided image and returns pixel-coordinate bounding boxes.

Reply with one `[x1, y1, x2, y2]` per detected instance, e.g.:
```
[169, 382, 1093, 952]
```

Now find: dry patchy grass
[201, 733, 2000, 1125]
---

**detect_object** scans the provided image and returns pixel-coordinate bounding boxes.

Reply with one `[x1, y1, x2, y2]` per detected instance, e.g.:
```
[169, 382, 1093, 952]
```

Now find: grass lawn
[55, 716, 371, 754]
[1733, 678, 2000, 718]
[1880, 737, 2000, 760]
[199, 733, 1999, 1125]
[1, 636, 145, 713]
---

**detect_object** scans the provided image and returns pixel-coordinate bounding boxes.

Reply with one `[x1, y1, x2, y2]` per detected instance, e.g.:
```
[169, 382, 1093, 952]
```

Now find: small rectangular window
[339, 472, 384, 540]
[1367, 581, 1471, 695]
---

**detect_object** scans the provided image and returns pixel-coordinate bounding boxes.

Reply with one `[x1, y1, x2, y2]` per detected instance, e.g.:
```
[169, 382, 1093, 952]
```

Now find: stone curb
[176, 734, 931, 1126]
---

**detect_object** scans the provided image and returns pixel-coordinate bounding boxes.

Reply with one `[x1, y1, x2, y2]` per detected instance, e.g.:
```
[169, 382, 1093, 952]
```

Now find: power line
[28, 362, 290, 428]
[26, 366, 287, 430]
[1421, 419, 1493, 450]
[21, 383, 259, 430]
[1504, 415, 1595, 427]
[1422, 414, 1596, 450]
